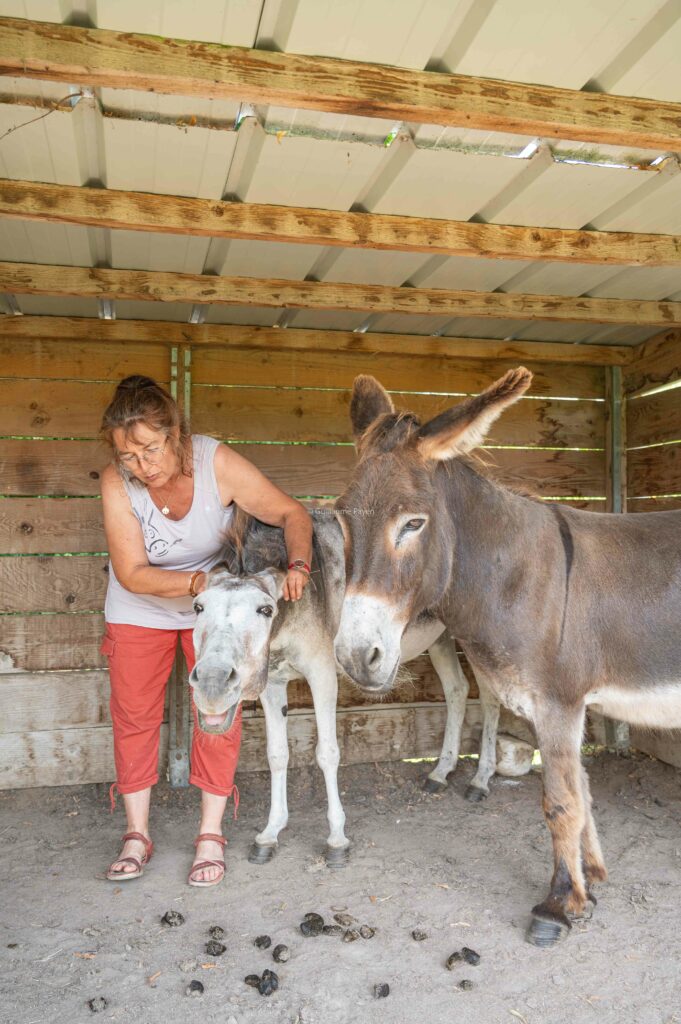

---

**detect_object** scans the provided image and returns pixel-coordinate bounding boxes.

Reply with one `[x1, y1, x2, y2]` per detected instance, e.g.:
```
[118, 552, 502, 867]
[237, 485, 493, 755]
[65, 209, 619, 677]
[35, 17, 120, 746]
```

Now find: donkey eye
[402, 518, 426, 533]
[194, 603, 203, 614]
[257, 605, 274, 617]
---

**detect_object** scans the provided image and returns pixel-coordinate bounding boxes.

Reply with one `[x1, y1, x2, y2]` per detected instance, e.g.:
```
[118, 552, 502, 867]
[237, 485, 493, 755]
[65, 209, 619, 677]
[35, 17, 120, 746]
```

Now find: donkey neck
[438, 458, 557, 660]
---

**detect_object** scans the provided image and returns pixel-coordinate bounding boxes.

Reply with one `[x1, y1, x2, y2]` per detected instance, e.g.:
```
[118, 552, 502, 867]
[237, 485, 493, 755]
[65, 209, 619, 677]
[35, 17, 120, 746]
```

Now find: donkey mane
[456, 450, 545, 505]
[222, 505, 332, 576]
[222, 507, 288, 574]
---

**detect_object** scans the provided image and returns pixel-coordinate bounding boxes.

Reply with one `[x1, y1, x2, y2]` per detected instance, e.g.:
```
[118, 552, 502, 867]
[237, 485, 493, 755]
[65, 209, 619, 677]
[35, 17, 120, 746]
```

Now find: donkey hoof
[424, 777, 447, 794]
[248, 842, 277, 865]
[465, 785, 488, 803]
[325, 845, 350, 870]
[569, 900, 594, 923]
[526, 912, 571, 948]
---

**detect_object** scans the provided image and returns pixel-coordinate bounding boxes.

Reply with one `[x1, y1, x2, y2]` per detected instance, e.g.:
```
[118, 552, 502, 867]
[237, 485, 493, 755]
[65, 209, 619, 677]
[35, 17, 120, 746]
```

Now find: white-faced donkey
[189, 507, 502, 868]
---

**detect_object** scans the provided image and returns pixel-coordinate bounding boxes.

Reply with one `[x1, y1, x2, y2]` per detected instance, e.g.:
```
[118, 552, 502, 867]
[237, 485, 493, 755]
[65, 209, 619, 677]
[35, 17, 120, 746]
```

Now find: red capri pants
[101, 623, 242, 810]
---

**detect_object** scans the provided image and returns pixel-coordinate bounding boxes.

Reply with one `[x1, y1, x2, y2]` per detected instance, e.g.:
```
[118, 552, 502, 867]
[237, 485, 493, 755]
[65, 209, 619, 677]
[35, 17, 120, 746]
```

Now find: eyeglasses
[118, 437, 169, 466]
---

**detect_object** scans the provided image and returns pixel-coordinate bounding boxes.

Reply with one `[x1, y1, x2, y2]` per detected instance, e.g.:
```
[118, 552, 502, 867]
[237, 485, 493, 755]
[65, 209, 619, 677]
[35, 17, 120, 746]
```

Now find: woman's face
[112, 423, 180, 488]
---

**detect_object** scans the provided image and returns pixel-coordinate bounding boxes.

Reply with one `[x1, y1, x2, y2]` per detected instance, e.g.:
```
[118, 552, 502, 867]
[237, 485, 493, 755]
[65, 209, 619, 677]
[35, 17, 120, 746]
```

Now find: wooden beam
[2, 262, 679, 326]
[1, 18, 681, 149]
[3, 178, 681, 269]
[0, 315, 633, 365]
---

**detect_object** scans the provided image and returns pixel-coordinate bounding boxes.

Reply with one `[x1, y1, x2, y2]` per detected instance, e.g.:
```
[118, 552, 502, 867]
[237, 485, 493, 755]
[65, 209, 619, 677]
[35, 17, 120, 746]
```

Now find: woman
[99, 375, 312, 887]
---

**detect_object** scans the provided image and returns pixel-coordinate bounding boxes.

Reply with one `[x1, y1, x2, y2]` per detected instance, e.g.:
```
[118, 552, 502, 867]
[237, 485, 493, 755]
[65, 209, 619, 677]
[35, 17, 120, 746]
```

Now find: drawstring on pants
[109, 782, 119, 814]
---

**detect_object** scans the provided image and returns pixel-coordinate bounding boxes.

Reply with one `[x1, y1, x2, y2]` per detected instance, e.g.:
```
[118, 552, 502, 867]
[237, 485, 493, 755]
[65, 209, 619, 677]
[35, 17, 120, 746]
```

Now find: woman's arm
[214, 444, 313, 601]
[101, 465, 202, 597]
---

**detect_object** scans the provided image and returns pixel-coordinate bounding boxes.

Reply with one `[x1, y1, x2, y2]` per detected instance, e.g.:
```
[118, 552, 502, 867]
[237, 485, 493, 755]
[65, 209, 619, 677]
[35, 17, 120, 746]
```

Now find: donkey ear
[417, 367, 533, 461]
[255, 568, 287, 601]
[350, 375, 395, 441]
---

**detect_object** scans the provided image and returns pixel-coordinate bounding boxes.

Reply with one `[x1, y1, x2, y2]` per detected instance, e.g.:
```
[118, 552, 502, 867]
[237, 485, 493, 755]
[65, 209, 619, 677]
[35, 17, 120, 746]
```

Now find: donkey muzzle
[189, 661, 241, 715]
[334, 640, 399, 692]
[335, 594, 403, 691]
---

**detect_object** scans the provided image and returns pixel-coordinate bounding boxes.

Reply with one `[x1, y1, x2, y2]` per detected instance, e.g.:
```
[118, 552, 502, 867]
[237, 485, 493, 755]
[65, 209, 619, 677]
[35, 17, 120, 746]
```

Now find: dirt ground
[1, 751, 681, 1024]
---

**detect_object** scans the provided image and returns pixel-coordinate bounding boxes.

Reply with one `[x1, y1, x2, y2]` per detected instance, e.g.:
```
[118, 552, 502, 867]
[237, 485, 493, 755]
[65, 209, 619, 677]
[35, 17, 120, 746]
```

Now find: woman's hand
[283, 567, 310, 601]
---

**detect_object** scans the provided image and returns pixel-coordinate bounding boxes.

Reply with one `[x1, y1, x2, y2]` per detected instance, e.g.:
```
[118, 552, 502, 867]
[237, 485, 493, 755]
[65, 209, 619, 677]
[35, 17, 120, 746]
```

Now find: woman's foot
[107, 831, 153, 880]
[188, 833, 226, 886]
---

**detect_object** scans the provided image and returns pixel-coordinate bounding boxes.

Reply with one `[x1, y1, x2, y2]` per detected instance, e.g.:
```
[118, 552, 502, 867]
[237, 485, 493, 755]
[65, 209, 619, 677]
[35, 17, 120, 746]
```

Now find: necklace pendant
[161, 505, 170, 516]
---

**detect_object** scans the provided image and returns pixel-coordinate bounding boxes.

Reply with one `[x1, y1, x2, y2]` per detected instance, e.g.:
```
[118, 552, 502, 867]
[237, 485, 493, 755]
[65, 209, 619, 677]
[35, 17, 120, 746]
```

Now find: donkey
[333, 368, 681, 947]
[189, 508, 502, 867]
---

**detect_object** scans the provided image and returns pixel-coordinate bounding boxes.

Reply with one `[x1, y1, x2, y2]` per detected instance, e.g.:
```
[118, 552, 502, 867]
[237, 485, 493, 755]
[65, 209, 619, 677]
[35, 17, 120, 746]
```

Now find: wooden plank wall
[0, 321, 608, 789]
[624, 329, 681, 513]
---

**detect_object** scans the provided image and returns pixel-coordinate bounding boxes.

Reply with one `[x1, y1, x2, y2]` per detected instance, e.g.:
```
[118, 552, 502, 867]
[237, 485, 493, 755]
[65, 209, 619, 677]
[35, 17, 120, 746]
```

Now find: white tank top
[104, 434, 234, 629]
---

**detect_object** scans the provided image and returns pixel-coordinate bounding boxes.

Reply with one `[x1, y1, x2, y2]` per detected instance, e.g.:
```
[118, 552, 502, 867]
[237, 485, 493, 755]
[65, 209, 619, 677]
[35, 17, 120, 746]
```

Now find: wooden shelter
[1, 0, 681, 790]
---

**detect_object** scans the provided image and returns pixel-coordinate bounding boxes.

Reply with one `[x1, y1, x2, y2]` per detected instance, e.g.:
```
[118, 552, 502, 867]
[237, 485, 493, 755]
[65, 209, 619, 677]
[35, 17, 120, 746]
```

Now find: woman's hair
[100, 374, 192, 476]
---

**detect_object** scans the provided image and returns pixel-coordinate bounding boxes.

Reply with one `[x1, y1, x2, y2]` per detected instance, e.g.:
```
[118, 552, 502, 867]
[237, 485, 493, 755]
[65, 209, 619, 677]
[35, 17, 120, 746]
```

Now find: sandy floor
[1, 751, 681, 1024]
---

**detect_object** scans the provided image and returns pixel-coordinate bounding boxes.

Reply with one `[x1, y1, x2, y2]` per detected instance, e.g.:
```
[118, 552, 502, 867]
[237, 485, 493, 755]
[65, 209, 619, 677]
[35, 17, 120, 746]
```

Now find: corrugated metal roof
[0, 0, 680, 344]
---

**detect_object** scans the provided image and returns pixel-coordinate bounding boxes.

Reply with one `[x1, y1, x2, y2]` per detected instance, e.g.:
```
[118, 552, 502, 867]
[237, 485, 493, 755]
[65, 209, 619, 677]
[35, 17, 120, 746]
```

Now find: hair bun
[116, 374, 159, 392]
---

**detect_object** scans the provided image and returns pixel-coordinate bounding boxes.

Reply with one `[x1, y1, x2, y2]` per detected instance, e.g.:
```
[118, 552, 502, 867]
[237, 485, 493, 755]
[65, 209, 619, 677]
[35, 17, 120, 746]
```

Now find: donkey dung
[461, 947, 481, 966]
[458, 979, 475, 991]
[333, 912, 356, 927]
[205, 940, 227, 957]
[87, 997, 108, 1013]
[258, 969, 279, 996]
[411, 929, 428, 941]
[185, 980, 204, 997]
[300, 913, 324, 937]
[342, 928, 360, 943]
[254, 935, 272, 949]
[161, 910, 185, 927]
[208, 925, 225, 941]
[359, 925, 375, 939]
[322, 925, 344, 937]
[447, 947, 481, 970]
[272, 944, 290, 963]
[373, 983, 390, 998]
[244, 975, 261, 988]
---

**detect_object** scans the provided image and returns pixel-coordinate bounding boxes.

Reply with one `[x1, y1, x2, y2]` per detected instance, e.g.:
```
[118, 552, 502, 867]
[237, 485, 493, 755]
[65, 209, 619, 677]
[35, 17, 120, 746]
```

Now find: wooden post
[605, 365, 627, 515]
[604, 365, 630, 753]
[168, 344, 193, 787]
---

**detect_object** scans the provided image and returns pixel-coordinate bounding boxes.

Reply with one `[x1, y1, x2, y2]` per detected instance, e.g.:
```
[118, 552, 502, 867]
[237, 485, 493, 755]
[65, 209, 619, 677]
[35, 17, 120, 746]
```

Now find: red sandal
[106, 831, 153, 881]
[188, 833, 226, 888]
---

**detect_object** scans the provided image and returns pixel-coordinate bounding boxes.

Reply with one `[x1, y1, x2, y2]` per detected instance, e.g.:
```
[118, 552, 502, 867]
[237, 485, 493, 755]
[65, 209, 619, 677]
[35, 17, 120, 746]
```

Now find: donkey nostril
[367, 646, 383, 669]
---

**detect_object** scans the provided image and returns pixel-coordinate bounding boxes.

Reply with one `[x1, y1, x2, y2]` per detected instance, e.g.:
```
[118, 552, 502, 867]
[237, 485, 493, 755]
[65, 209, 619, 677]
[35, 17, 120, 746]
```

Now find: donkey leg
[467, 675, 501, 802]
[307, 657, 350, 867]
[580, 765, 607, 893]
[527, 706, 589, 948]
[424, 636, 468, 793]
[249, 681, 290, 863]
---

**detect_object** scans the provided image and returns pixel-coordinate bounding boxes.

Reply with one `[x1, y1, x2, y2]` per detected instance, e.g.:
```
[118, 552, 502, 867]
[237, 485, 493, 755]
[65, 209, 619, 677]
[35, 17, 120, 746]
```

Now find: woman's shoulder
[192, 433, 219, 452]
[101, 462, 123, 492]
[101, 463, 140, 505]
